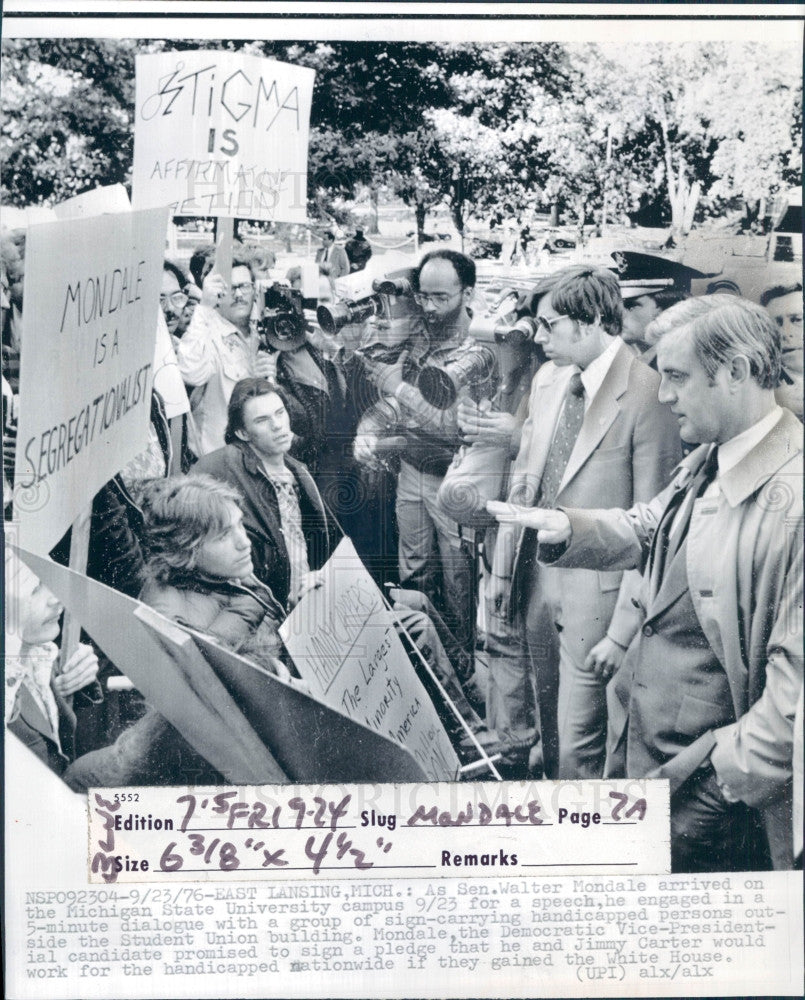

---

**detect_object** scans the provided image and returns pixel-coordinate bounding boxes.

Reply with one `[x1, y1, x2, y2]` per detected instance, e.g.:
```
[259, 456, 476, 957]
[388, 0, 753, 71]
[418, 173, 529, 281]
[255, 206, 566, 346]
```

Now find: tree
[579, 42, 802, 235]
[1, 38, 138, 205]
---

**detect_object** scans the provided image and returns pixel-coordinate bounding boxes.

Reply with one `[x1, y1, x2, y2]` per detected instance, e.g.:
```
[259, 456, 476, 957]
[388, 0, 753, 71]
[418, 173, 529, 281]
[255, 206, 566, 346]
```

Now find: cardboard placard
[187, 628, 429, 783]
[13, 207, 169, 554]
[132, 50, 315, 223]
[53, 183, 132, 219]
[281, 539, 461, 781]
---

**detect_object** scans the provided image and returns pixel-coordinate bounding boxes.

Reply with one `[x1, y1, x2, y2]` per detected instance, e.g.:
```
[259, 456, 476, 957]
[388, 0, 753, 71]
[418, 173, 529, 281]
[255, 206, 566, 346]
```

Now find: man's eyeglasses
[413, 289, 463, 306]
[536, 314, 567, 335]
[160, 291, 188, 310]
[230, 281, 255, 299]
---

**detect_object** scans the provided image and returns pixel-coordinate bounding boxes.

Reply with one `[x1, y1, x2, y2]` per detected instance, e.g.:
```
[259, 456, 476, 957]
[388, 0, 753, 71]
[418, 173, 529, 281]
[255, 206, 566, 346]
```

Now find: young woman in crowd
[63, 475, 295, 789]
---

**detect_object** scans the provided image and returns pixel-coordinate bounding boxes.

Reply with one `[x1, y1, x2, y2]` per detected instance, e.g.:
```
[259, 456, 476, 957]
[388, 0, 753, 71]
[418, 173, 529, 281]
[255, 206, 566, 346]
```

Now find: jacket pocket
[675, 693, 728, 738]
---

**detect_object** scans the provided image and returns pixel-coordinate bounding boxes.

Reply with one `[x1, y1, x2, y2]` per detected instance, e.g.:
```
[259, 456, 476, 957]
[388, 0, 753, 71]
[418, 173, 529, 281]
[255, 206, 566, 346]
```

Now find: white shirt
[701, 405, 784, 500]
[545, 336, 623, 452]
[668, 406, 785, 543]
[718, 405, 785, 476]
[578, 335, 623, 410]
[176, 305, 260, 457]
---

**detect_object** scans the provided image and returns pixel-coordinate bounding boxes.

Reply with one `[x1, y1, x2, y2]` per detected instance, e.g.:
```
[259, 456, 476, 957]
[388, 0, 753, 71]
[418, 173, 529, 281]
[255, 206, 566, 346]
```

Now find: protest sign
[132, 50, 315, 224]
[182, 629, 429, 783]
[280, 538, 461, 781]
[53, 183, 132, 219]
[13, 207, 168, 554]
[13, 547, 288, 784]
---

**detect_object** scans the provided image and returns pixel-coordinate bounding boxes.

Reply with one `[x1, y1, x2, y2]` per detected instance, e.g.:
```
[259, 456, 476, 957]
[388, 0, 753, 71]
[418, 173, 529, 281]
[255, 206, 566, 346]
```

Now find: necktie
[652, 446, 719, 591]
[535, 372, 585, 508]
[666, 445, 719, 560]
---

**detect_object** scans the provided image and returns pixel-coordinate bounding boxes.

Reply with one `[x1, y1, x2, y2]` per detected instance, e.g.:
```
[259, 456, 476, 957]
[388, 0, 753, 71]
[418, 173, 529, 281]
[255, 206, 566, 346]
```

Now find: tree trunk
[415, 202, 427, 242]
[368, 187, 380, 235]
[681, 179, 700, 234]
[658, 104, 689, 237]
[549, 201, 559, 227]
[572, 197, 586, 245]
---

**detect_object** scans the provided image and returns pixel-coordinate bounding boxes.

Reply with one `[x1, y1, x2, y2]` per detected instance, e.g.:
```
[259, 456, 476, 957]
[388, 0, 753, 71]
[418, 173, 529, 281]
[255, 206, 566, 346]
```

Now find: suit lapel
[645, 450, 716, 620]
[558, 342, 631, 495]
[16, 684, 57, 744]
[512, 365, 571, 498]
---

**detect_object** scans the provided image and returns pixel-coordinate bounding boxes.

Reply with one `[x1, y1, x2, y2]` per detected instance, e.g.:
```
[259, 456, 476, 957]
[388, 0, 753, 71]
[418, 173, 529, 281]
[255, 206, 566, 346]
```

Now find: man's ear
[728, 354, 752, 388]
[234, 427, 250, 442]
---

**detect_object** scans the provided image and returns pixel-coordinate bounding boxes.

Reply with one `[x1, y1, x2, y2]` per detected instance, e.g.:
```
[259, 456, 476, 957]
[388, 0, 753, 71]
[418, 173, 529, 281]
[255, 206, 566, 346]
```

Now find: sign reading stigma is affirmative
[132, 51, 315, 223]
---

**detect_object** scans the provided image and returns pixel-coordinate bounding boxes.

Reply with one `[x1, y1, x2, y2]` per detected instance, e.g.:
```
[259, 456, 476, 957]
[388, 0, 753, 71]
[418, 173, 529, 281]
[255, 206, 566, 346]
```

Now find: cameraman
[360, 249, 476, 654]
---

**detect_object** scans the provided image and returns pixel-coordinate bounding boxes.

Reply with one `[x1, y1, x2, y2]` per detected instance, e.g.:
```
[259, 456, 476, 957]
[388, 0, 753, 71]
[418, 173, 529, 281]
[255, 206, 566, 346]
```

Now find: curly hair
[139, 475, 245, 586]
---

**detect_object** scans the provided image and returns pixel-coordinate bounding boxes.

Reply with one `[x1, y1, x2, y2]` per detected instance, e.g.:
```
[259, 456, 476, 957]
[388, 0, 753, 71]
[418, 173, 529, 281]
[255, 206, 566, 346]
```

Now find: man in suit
[490, 295, 802, 871]
[487, 265, 681, 779]
[315, 230, 350, 299]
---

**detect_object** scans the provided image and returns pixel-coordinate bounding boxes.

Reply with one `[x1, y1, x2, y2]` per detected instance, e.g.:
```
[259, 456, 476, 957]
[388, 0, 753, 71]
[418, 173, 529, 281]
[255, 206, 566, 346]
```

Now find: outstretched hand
[486, 501, 572, 546]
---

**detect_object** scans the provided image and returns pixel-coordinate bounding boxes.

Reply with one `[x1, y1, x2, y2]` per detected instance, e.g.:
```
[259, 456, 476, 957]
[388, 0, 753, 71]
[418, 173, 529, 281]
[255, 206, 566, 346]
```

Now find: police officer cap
[611, 250, 714, 300]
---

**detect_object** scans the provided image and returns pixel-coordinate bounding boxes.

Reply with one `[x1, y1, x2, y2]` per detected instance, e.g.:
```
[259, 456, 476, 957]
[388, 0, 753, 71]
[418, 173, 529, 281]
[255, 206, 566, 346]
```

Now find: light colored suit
[315, 244, 350, 281]
[491, 339, 681, 777]
[548, 408, 803, 866]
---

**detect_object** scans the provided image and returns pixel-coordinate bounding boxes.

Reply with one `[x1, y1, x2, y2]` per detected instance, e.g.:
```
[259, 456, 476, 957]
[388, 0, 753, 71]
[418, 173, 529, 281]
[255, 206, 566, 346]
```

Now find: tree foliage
[1, 37, 800, 236]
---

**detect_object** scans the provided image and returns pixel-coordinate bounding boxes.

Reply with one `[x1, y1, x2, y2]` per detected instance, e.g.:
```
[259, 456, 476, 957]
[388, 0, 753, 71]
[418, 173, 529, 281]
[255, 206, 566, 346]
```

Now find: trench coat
[544, 408, 803, 865]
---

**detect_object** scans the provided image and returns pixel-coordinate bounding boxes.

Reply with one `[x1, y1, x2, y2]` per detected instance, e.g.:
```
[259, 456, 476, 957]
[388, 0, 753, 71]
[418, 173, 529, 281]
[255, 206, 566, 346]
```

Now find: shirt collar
[579, 336, 622, 404]
[718, 406, 784, 476]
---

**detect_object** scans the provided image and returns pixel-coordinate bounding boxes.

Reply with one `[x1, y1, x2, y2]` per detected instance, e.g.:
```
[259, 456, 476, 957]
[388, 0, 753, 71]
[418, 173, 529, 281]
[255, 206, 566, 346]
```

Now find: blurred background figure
[161, 259, 190, 347]
[175, 281, 201, 340]
[762, 281, 803, 420]
[344, 228, 373, 273]
[315, 230, 349, 300]
[246, 244, 277, 283]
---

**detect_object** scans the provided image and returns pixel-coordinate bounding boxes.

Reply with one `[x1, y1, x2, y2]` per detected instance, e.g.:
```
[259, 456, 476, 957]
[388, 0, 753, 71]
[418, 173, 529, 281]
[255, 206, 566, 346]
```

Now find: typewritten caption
[20, 873, 801, 996]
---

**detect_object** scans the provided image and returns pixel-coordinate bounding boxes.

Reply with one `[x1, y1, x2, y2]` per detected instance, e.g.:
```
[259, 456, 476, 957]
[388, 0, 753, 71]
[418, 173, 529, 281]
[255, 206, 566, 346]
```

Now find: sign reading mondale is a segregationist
[14, 207, 168, 553]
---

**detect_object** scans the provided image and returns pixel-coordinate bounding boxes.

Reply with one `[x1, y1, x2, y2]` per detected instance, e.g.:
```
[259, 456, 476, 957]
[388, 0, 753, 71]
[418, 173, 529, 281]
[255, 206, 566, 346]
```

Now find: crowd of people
[2, 222, 802, 872]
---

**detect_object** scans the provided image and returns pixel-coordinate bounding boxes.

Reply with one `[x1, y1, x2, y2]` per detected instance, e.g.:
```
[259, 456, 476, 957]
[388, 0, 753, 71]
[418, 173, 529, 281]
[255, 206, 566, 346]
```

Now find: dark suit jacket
[194, 443, 340, 610]
[8, 682, 76, 777]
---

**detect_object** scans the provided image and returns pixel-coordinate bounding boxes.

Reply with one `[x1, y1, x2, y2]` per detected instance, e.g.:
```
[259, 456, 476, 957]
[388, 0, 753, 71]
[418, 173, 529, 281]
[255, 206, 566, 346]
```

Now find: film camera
[256, 284, 309, 353]
[415, 286, 544, 410]
[316, 268, 419, 365]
